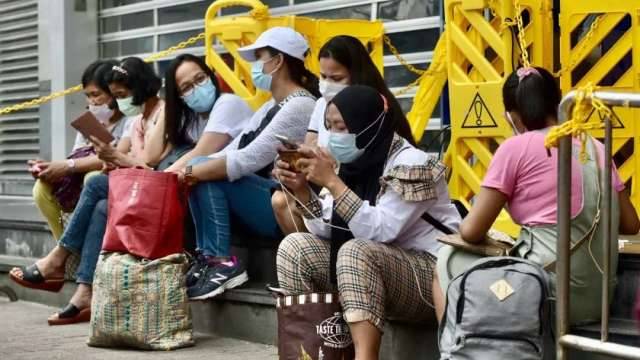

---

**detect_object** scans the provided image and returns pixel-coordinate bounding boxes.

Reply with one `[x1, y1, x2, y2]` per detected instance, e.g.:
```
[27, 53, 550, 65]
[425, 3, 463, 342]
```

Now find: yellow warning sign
[462, 93, 497, 128]
[586, 108, 624, 129]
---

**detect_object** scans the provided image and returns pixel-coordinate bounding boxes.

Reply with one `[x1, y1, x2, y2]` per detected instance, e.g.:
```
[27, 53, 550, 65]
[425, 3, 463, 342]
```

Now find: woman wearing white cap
[179, 27, 319, 300]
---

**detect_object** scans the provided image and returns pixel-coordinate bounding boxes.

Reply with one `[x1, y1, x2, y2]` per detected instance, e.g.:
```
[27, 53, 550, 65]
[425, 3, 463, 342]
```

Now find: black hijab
[327, 85, 397, 282]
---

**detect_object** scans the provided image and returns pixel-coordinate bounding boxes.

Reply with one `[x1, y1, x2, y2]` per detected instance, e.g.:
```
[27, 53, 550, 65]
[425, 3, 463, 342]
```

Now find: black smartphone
[275, 134, 299, 150]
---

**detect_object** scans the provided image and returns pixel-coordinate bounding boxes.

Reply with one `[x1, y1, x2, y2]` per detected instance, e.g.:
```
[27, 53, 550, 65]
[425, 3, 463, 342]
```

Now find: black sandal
[9, 264, 64, 292]
[48, 303, 91, 326]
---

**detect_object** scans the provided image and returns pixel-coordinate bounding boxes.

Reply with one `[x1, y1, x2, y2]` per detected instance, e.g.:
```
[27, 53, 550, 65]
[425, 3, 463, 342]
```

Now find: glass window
[100, 0, 149, 9]
[377, 0, 440, 21]
[121, 36, 153, 56]
[100, 11, 154, 33]
[384, 63, 428, 88]
[101, 41, 120, 58]
[384, 29, 439, 55]
[158, 2, 211, 25]
[158, 29, 203, 50]
[302, 5, 371, 20]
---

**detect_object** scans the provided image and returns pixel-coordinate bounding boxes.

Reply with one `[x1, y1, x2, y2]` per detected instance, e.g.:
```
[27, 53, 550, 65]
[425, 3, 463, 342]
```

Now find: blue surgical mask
[182, 78, 217, 113]
[327, 111, 386, 164]
[116, 96, 142, 117]
[251, 57, 278, 91]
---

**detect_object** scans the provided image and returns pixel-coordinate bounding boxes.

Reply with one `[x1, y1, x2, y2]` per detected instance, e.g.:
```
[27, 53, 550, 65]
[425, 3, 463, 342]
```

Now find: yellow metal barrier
[204, 0, 384, 110]
[406, 35, 448, 141]
[559, 1, 640, 213]
[443, 0, 553, 236]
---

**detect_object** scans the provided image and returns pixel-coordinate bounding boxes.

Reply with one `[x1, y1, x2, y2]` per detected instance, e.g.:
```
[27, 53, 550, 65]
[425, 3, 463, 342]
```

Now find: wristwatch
[66, 159, 76, 173]
[184, 165, 198, 186]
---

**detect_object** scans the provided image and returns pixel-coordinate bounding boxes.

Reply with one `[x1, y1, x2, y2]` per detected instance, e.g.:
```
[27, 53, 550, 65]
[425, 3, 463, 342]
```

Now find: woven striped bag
[88, 252, 194, 350]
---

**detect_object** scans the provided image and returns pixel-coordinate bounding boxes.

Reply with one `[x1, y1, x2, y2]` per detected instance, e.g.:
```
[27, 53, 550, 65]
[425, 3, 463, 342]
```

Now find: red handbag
[102, 168, 186, 259]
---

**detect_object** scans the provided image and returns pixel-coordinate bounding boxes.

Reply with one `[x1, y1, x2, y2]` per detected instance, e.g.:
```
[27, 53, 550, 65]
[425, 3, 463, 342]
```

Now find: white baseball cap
[238, 27, 309, 62]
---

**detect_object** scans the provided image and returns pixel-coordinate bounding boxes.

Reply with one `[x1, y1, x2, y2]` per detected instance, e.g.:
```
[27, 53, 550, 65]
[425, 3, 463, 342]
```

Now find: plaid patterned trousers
[276, 232, 437, 331]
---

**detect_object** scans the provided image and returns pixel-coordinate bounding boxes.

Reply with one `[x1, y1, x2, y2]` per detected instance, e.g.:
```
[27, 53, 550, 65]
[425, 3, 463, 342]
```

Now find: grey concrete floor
[0, 298, 278, 360]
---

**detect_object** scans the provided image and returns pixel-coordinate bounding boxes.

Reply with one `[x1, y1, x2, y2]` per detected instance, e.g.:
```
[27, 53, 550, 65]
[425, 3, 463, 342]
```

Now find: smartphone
[275, 134, 299, 150]
[70, 111, 115, 144]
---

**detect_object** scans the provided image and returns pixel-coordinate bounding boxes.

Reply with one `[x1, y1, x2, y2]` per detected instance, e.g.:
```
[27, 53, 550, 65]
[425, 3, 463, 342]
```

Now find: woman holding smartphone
[270, 35, 415, 235]
[9, 57, 164, 326]
[274, 85, 459, 359]
[30, 60, 131, 241]
[181, 27, 318, 300]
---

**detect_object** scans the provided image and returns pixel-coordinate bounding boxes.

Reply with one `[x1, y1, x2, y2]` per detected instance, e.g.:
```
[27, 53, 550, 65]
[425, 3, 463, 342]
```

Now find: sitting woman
[147, 54, 252, 172]
[182, 27, 318, 300]
[271, 35, 416, 235]
[436, 67, 640, 325]
[275, 85, 460, 359]
[30, 59, 131, 240]
[9, 57, 164, 325]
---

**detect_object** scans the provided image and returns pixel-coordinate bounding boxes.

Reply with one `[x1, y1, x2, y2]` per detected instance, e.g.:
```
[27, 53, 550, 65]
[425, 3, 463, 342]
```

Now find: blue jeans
[58, 174, 109, 284]
[188, 156, 281, 257]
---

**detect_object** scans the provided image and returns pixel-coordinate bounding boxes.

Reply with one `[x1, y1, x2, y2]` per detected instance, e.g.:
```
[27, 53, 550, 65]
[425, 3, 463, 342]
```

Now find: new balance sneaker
[187, 257, 249, 300]
[185, 251, 207, 288]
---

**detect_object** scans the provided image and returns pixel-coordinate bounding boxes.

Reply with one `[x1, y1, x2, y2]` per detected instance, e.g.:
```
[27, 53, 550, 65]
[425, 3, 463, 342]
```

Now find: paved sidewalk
[0, 299, 278, 360]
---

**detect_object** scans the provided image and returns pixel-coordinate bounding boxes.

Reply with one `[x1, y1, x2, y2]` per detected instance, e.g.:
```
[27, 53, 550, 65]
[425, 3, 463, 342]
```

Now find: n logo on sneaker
[210, 274, 228, 285]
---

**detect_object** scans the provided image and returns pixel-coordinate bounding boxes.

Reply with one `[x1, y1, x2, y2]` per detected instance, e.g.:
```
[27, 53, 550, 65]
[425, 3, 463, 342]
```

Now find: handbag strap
[421, 212, 454, 235]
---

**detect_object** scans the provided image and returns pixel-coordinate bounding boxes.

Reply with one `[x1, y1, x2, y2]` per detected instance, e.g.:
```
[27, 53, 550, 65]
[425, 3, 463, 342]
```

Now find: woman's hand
[38, 161, 71, 183]
[90, 136, 120, 165]
[297, 146, 339, 188]
[273, 159, 307, 192]
[101, 162, 116, 174]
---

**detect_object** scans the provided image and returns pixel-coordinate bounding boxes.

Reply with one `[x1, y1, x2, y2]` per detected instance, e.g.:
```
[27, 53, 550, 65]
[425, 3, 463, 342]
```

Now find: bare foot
[10, 246, 69, 280]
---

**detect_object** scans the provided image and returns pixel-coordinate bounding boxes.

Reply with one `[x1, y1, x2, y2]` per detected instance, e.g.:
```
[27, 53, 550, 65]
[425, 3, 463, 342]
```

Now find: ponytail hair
[267, 47, 321, 98]
[502, 66, 561, 131]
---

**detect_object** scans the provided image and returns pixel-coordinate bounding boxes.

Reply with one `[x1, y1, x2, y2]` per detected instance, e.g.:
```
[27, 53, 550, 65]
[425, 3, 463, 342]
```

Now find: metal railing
[556, 90, 640, 360]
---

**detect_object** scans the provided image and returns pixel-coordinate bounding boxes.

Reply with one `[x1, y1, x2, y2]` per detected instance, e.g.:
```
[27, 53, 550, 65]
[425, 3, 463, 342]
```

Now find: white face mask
[88, 103, 114, 123]
[319, 80, 348, 102]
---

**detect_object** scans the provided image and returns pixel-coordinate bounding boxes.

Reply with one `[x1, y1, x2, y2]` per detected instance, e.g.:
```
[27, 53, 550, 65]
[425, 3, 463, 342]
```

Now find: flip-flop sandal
[9, 264, 64, 293]
[48, 304, 91, 326]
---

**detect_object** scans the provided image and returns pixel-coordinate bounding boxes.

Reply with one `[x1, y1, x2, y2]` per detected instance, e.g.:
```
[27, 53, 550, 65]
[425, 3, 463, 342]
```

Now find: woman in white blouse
[274, 85, 460, 359]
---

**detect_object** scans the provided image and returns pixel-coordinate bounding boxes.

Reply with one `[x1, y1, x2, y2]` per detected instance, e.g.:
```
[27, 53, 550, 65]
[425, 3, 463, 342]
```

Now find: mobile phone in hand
[275, 134, 299, 150]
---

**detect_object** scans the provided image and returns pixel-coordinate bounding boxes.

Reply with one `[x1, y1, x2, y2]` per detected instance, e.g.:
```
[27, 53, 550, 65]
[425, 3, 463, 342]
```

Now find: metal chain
[0, 32, 206, 115]
[383, 35, 426, 76]
[513, 0, 531, 68]
[383, 33, 449, 96]
[553, 14, 602, 78]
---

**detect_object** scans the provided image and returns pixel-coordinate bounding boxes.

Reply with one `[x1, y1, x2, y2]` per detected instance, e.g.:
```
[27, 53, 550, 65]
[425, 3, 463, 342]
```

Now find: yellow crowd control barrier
[204, 0, 384, 110]
[559, 1, 640, 213]
[443, 0, 553, 236]
[406, 34, 448, 141]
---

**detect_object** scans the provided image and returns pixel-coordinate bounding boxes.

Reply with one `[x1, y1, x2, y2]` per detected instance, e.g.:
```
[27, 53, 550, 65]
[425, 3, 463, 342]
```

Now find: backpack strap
[543, 136, 603, 272]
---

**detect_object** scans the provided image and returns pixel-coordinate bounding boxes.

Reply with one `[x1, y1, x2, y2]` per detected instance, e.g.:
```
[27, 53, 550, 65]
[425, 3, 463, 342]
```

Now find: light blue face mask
[327, 111, 386, 164]
[182, 78, 217, 113]
[251, 57, 278, 91]
[116, 96, 142, 117]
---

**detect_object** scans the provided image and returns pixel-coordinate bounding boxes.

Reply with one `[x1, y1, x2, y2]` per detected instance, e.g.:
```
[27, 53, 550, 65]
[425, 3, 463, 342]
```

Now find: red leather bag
[102, 168, 186, 259]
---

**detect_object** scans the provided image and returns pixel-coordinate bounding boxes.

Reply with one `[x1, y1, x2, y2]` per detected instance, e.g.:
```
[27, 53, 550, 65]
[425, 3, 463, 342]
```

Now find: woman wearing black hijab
[274, 85, 460, 358]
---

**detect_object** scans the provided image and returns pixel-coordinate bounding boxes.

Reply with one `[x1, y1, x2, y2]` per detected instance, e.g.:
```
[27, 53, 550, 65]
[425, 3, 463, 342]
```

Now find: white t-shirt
[200, 94, 253, 141]
[307, 98, 330, 147]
